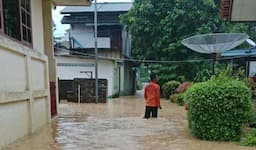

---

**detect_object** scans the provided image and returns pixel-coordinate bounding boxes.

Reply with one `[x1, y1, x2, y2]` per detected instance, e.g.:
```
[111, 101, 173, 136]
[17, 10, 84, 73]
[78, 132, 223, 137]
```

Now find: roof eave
[53, 0, 92, 6]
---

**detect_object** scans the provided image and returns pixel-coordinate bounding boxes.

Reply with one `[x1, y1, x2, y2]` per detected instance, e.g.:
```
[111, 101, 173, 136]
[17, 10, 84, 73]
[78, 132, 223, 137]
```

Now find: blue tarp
[221, 49, 256, 57]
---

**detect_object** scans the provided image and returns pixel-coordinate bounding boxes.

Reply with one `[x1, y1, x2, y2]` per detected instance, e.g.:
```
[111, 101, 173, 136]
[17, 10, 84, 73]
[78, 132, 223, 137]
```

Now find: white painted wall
[71, 24, 110, 48]
[0, 0, 51, 149]
[0, 101, 29, 148]
[250, 61, 256, 76]
[56, 56, 118, 96]
[31, 0, 45, 53]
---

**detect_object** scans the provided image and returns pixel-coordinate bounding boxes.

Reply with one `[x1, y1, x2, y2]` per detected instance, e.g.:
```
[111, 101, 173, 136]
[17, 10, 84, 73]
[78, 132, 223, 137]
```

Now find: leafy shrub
[240, 129, 256, 146]
[176, 93, 185, 106]
[186, 77, 252, 141]
[249, 101, 256, 127]
[193, 69, 211, 82]
[243, 77, 256, 91]
[162, 81, 180, 99]
[176, 82, 192, 93]
[170, 93, 185, 106]
[170, 94, 178, 103]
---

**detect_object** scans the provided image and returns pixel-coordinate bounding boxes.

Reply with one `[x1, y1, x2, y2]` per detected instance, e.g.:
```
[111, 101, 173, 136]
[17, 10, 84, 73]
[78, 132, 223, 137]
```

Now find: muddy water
[5, 95, 255, 150]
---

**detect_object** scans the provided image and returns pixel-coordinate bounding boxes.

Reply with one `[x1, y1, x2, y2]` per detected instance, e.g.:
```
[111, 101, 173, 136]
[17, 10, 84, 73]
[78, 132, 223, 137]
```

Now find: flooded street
[5, 94, 256, 150]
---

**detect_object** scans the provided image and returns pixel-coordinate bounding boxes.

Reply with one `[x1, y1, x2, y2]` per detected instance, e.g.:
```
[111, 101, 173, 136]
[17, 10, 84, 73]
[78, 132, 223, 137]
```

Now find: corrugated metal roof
[221, 49, 256, 57]
[61, 14, 122, 24]
[61, 2, 132, 14]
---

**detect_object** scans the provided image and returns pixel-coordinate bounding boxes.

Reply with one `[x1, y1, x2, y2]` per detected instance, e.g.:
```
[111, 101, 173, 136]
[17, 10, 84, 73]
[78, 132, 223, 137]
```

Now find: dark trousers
[144, 106, 158, 119]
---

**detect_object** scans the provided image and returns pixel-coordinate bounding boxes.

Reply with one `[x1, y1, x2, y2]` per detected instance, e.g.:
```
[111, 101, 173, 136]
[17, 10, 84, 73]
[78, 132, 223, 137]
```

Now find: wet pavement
[4, 94, 256, 150]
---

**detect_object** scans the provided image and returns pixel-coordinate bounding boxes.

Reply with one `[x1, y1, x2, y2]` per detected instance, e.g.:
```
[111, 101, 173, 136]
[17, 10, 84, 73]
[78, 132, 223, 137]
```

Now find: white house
[0, 0, 91, 149]
[56, 2, 136, 98]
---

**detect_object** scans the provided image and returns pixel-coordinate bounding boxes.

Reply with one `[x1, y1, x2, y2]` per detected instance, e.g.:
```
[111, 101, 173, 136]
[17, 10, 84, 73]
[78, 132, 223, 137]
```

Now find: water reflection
[5, 96, 255, 150]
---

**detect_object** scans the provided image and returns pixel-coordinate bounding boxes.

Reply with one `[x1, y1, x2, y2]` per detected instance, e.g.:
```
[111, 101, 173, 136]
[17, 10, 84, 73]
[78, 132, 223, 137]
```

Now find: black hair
[150, 73, 157, 81]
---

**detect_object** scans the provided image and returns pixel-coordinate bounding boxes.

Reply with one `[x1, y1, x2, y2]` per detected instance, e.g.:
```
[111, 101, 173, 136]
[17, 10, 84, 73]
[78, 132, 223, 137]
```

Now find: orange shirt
[144, 82, 160, 107]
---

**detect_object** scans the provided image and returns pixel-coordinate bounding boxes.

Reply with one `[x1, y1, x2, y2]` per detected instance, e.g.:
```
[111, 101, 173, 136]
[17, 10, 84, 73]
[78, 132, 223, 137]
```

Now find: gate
[58, 78, 108, 103]
[74, 78, 108, 103]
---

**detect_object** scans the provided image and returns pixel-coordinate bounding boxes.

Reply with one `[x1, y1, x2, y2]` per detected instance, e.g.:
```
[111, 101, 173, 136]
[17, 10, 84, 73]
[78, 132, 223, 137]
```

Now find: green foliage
[243, 77, 256, 91]
[249, 101, 256, 127]
[194, 69, 212, 82]
[121, 0, 256, 83]
[162, 81, 180, 99]
[170, 94, 178, 103]
[240, 129, 256, 147]
[186, 77, 252, 141]
[169, 93, 185, 106]
[176, 93, 185, 106]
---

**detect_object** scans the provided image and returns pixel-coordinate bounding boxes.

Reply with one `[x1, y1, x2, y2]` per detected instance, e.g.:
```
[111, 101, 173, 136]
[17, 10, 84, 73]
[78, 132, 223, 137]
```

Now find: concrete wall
[31, 0, 45, 53]
[0, 0, 50, 149]
[231, 0, 256, 21]
[56, 56, 119, 96]
[0, 38, 50, 149]
[71, 24, 110, 48]
[250, 61, 256, 76]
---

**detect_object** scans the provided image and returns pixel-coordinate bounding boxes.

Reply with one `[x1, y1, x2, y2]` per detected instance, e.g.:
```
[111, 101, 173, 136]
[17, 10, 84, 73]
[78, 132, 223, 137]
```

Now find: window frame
[0, 0, 33, 47]
[0, 0, 3, 33]
[20, 0, 33, 46]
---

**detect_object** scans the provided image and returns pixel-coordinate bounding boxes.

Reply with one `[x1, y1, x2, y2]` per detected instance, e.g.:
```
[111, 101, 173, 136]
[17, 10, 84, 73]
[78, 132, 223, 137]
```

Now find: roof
[61, 14, 122, 24]
[221, 48, 256, 57]
[61, 2, 132, 14]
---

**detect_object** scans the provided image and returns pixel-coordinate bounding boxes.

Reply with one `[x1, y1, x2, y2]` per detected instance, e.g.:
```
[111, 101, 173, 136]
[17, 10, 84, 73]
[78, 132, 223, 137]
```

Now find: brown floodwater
[4, 93, 256, 150]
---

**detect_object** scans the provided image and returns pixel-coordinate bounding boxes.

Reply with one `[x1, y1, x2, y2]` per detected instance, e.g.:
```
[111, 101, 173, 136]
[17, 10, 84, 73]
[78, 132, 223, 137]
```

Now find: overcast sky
[53, 0, 132, 37]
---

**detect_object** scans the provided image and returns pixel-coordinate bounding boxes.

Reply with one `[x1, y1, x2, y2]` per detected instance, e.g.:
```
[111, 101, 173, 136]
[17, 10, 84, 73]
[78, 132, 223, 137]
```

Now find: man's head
[150, 73, 157, 82]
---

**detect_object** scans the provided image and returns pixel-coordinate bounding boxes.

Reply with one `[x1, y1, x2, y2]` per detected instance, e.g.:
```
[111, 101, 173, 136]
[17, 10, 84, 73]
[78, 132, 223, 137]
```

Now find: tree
[121, 0, 256, 85]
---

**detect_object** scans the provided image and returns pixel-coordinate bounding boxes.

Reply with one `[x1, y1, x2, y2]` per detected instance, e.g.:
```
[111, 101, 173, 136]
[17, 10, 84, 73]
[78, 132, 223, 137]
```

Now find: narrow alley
[5, 95, 255, 150]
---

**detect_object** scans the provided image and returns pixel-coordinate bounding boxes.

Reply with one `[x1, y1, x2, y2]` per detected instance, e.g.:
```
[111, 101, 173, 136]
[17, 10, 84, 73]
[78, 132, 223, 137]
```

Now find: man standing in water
[144, 73, 161, 119]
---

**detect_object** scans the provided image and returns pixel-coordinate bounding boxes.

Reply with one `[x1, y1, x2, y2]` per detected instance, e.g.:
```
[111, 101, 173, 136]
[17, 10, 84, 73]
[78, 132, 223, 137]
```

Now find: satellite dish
[182, 33, 249, 54]
[246, 39, 256, 48]
[182, 33, 249, 74]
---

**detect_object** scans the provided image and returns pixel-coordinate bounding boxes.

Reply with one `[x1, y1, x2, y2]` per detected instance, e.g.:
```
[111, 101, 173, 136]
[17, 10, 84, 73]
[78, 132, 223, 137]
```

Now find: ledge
[32, 90, 48, 98]
[0, 35, 47, 61]
[0, 91, 30, 104]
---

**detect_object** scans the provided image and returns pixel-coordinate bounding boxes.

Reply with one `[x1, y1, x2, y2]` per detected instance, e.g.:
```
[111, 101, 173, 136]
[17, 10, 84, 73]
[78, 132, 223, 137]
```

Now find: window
[21, 0, 32, 44]
[2, 0, 32, 45]
[97, 26, 110, 37]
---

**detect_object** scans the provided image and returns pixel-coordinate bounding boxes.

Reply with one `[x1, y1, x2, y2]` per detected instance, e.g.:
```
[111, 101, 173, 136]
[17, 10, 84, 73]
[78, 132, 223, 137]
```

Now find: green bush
[170, 94, 178, 103]
[176, 93, 185, 106]
[162, 81, 180, 99]
[243, 77, 256, 91]
[193, 69, 211, 82]
[169, 93, 185, 106]
[186, 77, 252, 141]
[240, 129, 256, 146]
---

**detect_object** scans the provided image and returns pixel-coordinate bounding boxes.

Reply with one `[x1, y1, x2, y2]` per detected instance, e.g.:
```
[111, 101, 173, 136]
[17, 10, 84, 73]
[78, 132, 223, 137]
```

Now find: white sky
[52, 0, 132, 37]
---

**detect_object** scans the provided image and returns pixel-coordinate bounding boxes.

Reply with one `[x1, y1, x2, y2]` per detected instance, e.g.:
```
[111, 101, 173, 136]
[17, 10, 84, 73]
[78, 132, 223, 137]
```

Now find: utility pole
[94, 0, 99, 103]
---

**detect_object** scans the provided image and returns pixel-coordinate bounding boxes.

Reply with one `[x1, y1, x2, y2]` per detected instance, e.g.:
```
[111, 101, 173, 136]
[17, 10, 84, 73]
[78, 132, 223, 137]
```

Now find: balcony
[70, 36, 111, 49]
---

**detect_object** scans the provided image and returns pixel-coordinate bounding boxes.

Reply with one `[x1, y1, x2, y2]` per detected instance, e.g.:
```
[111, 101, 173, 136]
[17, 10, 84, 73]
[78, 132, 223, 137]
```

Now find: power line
[56, 48, 253, 64]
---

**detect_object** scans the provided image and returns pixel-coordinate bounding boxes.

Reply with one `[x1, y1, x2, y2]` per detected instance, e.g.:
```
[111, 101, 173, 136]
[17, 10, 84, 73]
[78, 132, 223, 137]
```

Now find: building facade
[0, 0, 90, 149]
[56, 2, 136, 98]
[221, 0, 256, 21]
